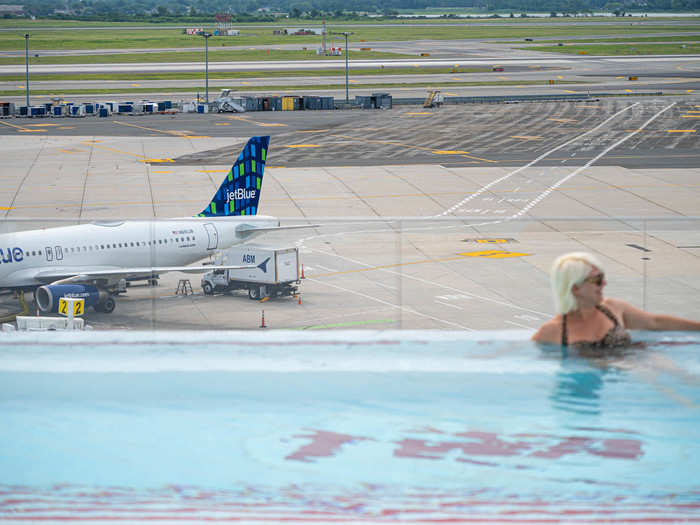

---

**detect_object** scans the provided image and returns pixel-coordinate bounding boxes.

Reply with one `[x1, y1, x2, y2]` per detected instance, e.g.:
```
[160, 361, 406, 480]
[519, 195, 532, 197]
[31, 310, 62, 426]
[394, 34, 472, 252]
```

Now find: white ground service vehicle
[201, 245, 300, 300]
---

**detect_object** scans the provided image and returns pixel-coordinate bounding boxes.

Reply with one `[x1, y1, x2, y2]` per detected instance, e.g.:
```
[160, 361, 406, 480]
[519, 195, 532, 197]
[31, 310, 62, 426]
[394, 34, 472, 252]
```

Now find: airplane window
[100, 245, 104, 249]
[38, 250, 42, 255]
[112, 244, 116, 248]
[130, 242, 134, 247]
[118, 243, 122, 248]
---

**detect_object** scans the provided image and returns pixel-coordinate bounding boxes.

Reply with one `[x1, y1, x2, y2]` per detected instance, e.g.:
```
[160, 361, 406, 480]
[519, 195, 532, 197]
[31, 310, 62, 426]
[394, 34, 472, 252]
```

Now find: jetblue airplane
[0, 136, 297, 314]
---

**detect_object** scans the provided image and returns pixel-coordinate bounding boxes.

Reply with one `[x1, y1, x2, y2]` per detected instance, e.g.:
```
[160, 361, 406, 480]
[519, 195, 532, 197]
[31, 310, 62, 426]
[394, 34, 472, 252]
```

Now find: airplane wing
[237, 224, 319, 235]
[30, 264, 256, 285]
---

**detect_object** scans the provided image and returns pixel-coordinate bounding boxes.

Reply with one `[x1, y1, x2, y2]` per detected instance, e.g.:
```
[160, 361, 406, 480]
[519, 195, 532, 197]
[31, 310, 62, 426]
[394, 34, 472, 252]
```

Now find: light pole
[330, 31, 353, 104]
[201, 32, 212, 104]
[24, 33, 29, 109]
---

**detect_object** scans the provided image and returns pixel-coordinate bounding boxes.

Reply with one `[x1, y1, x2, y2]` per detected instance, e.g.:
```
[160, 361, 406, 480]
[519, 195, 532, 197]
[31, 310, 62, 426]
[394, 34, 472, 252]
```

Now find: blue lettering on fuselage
[242, 254, 255, 264]
[0, 247, 23, 264]
[225, 188, 256, 204]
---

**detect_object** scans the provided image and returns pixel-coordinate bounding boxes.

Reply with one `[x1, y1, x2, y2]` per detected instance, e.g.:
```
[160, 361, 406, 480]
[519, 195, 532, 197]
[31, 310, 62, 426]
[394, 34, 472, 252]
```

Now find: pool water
[0, 331, 698, 523]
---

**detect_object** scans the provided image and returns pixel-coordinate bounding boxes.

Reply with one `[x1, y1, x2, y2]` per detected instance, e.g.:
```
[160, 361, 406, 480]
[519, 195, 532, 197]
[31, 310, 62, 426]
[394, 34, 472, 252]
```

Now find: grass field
[525, 42, 700, 55]
[1, 23, 699, 52]
[0, 67, 494, 82]
[0, 49, 411, 66]
[0, 15, 698, 29]
[509, 35, 700, 44]
[0, 79, 585, 97]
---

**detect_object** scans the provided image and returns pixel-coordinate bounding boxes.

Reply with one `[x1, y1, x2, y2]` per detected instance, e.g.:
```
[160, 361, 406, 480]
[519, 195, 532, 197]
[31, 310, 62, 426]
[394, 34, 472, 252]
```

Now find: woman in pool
[532, 252, 700, 350]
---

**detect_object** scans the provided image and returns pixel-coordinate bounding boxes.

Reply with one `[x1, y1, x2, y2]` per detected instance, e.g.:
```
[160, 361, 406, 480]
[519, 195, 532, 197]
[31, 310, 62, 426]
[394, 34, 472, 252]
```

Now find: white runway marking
[312, 247, 550, 317]
[435, 300, 464, 310]
[510, 102, 676, 221]
[295, 102, 676, 326]
[436, 102, 639, 218]
[306, 277, 475, 330]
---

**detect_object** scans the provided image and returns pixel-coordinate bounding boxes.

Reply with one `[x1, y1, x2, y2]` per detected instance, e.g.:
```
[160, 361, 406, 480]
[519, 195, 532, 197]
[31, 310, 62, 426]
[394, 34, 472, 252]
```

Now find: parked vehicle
[202, 245, 300, 300]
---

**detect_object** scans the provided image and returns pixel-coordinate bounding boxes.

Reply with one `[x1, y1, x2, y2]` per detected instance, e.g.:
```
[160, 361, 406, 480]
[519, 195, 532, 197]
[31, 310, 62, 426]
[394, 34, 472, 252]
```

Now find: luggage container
[52, 106, 64, 117]
[355, 95, 371, 109]
[303, 96, 319, 110]
[372, 92, 392, 109]
[259, 96, 279, 111]
[282, 96, 294, 111]
[0, 102, 14, 117]
[239, 96, 258, 111]
[18, 106, 28, 116]
[320, 96, 334, 110]
[201, 245, 301, 300]
[83, 104, 95, 114]
[117, 104, 133, 113]
[98, 108, 110, 117]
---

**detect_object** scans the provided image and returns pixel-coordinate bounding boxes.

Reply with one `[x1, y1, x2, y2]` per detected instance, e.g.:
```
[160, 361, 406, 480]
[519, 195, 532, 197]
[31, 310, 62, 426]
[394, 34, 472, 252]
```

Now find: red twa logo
[285, 427, 643, 463]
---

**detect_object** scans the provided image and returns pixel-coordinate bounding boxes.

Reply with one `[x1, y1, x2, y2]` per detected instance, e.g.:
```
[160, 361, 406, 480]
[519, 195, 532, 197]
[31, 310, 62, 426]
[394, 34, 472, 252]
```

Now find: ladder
[176, 279, 194, 296]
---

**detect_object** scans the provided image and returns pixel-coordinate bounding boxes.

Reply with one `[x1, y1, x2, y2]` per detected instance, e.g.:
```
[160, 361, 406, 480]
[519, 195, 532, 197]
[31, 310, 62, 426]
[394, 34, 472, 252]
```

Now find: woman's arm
[532, 319, 561, 343]
[607, 298, 700, 331]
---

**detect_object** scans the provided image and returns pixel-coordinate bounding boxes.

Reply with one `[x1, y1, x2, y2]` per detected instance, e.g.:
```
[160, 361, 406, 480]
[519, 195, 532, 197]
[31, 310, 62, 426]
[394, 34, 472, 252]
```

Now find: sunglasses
[584, 273, 605, 286]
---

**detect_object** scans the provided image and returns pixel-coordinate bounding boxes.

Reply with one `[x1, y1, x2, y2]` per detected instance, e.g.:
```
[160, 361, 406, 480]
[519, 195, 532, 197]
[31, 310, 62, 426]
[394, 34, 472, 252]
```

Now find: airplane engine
[35, 284, 114, 314]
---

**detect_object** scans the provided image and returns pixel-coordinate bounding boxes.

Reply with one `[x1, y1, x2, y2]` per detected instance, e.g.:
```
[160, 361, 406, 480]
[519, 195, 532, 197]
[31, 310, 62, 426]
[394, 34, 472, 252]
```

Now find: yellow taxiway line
[0, 119, 44, 133]
[112, 120, 209, 139]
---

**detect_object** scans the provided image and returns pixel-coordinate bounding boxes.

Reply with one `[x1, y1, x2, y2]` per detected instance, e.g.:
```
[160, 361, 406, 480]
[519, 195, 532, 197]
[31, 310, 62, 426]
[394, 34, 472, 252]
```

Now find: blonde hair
[550, 252, 604, 314]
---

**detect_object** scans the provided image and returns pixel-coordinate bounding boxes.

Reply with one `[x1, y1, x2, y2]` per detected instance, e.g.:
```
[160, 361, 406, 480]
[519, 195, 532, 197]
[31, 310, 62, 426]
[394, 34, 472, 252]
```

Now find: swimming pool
[1, 331, 698, 523]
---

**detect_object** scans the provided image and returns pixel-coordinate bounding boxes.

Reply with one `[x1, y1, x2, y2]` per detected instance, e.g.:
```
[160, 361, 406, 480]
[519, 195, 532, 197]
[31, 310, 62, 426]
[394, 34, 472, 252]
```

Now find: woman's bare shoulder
[532, 316, 563, 343]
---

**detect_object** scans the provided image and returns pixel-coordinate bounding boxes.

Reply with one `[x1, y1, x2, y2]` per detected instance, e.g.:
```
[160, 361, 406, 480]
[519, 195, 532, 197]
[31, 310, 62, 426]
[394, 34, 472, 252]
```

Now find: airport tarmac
[1, 96, 699, 330]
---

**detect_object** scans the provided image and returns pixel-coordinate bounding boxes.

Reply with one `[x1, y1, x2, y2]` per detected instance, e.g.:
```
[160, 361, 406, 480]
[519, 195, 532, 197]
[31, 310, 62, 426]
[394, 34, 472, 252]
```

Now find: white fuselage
[0, 216, 279, 288]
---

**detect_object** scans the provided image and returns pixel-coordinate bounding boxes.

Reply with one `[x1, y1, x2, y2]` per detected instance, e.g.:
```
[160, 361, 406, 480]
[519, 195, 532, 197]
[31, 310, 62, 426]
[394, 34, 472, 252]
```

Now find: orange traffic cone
[301, 264, 305, 279]
[298, 294, 302, 305]
[260, 310, 266, 328]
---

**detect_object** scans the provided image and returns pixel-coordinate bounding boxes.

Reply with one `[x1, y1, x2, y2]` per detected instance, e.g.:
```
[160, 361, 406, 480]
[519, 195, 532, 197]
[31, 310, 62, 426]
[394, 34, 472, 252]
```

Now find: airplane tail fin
[198, 136, 270, 217]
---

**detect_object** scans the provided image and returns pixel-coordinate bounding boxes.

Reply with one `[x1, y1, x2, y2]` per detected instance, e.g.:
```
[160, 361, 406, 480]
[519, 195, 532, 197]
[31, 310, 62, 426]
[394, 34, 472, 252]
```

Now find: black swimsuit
[562, 304, 632, 355]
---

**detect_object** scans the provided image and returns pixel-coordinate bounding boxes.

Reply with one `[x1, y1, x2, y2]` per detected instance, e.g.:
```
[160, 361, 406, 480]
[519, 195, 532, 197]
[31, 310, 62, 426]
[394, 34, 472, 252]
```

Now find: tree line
[8, 0, 699, 21]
